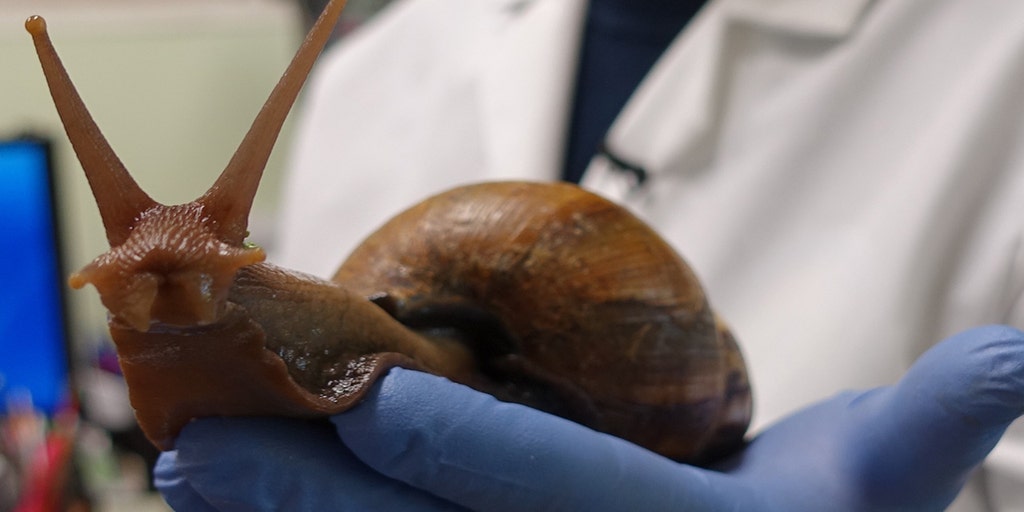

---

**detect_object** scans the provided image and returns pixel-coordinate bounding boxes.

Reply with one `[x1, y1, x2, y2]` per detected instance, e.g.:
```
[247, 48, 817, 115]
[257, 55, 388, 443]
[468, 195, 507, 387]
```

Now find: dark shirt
[562, 0, 708, 183]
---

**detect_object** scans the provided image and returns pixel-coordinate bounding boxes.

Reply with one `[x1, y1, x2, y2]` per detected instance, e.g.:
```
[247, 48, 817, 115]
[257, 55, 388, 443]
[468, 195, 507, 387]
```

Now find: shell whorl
[334, 181, 751, 462]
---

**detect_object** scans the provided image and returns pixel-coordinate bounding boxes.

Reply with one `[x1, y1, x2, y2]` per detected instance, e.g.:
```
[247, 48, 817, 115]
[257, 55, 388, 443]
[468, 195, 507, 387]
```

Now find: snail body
[27, 0, 751, 464]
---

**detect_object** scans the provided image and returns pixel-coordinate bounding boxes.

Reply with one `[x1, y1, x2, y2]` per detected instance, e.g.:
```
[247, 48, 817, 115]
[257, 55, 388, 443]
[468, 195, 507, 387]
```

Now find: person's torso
[278, 1, 1024, 508]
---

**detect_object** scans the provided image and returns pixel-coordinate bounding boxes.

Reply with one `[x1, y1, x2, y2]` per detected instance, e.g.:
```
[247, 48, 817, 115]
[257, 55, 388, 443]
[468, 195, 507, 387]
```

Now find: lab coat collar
[598, 0, 875, 185]
[477, 0, 588, 182]
[477, 0, 874, 184]
[726, 0, 875, 38]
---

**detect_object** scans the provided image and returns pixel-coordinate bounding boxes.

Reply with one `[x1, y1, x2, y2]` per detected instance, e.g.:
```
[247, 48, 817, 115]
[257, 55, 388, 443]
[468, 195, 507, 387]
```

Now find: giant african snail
[27, 0, 751, 464]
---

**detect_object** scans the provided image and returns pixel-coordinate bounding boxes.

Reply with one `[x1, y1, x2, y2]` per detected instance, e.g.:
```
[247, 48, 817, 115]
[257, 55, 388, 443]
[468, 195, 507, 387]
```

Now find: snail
[26, 0, 751, 464]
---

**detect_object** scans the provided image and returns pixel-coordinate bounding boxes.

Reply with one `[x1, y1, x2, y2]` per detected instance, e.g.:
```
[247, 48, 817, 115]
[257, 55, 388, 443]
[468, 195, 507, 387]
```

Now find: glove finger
[166, 416, 465, 511]
[332, 368, 762, 512]
[154, 450, 220, 512]
[844, 325, 1024, 506]
[902, 325, 1024, 424]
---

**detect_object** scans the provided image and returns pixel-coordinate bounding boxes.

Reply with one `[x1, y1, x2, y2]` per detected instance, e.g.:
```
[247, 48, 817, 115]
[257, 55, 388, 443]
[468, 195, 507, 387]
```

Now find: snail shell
[333, 181, 752, 463]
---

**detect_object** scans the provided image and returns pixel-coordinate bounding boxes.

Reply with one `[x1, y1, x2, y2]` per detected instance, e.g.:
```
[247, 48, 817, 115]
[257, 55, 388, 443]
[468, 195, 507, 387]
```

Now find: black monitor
[0, 136, 71, 416]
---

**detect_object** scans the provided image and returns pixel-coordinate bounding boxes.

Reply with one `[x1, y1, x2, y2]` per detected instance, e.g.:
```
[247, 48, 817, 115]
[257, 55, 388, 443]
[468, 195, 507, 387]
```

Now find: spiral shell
[334, 181, 752, 463]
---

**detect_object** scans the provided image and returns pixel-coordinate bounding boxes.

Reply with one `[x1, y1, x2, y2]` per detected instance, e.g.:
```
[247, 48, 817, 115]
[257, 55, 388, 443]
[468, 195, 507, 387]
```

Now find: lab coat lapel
[726, 0, 875, 38]
[478, 0, 588, 181]
[592, 0, 875, 193]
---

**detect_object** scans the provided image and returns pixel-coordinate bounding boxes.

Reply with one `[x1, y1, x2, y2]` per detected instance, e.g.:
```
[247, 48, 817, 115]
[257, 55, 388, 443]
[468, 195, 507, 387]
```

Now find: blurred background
[0, 0, 390, 509]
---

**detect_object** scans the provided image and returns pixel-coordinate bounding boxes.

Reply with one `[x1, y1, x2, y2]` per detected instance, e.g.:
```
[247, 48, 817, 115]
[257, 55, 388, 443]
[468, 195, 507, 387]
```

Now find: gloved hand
[154, 325, 1024, 511]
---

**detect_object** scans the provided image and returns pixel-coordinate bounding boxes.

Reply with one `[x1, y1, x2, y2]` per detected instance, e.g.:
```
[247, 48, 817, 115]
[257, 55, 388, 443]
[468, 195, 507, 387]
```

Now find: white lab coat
[276, 0, 1024, 509]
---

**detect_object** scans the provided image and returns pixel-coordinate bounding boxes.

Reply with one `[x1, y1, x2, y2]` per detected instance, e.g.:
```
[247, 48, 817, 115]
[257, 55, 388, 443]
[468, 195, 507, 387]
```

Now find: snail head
[25, 0, 348, 331]
[66, 202, 266, 332]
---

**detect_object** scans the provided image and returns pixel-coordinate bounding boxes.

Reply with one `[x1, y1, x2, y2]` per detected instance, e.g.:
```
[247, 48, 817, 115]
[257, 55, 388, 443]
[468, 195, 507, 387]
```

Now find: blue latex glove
[155, 325, 1024, 511]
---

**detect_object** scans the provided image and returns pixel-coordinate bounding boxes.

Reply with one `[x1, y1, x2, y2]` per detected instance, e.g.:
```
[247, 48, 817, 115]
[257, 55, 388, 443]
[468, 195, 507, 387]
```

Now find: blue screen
[0, 138, 69, 415]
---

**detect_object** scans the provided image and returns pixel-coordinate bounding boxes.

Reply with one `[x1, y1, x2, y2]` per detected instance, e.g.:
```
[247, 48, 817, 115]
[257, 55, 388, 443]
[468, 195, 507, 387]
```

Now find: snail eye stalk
[26, 0, 349, 247]
[25, 15, 155, 246]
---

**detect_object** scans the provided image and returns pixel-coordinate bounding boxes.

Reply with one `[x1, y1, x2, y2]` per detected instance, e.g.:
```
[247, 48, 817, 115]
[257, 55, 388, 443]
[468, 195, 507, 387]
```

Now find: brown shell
[334, 181, 752, 462]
